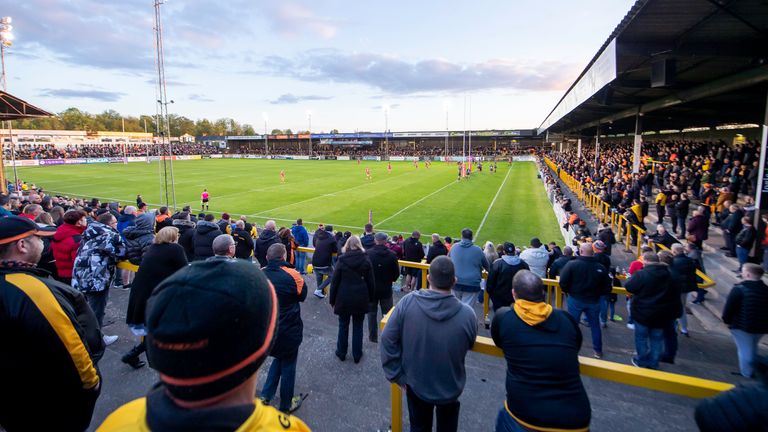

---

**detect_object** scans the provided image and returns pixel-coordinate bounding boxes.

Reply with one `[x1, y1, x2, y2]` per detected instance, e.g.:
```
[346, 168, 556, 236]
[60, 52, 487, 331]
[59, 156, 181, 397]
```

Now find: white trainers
[103, 334, 119, 346]
[626, 323, 635, 330]
[313, 289, 326, 299]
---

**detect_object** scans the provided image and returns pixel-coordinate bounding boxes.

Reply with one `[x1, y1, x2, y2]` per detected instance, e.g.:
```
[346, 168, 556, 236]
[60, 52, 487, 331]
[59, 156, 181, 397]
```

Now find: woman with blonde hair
[122, 226, 188, 369]
[329, 235, 375, 363]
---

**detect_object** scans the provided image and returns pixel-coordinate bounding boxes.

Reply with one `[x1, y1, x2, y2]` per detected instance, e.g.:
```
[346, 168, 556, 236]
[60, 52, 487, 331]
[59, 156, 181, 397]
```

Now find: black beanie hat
[145, 259, 277, 405]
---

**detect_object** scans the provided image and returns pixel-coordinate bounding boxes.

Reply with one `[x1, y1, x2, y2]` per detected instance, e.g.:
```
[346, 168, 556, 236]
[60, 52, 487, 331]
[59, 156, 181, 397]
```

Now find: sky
[3, 0, 636, 133]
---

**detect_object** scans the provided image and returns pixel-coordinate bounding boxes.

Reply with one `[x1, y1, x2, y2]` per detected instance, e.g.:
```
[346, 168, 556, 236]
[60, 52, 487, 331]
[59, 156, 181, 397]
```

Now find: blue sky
[4, 0, 635, 132]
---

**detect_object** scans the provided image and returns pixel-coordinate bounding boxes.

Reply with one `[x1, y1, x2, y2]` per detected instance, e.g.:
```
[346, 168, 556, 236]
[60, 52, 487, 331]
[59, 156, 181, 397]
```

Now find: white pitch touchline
[375, 178, 459, 227]
[251, 170, 417, 216]
[475, 166, 513, 239]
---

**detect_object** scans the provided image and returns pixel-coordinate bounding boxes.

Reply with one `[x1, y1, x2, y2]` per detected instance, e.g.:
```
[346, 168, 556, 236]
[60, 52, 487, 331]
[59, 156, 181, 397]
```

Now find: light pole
[262, 112, 268, 156]
[306, 110, 312, 157]
[383, 105, 389, 159]
[1, 16, 17, 192]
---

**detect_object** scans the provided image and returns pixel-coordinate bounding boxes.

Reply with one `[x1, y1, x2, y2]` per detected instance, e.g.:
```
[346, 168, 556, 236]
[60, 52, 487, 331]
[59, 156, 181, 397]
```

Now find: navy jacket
[262, 260, 307, 359]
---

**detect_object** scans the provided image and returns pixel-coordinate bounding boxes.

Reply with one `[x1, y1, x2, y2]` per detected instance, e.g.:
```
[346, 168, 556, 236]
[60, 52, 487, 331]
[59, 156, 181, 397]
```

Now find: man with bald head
[255, 219, 279, 266]
[492, 270, 590, 431]
[208, 234, 236, 260]
[559, 241, 612, 359]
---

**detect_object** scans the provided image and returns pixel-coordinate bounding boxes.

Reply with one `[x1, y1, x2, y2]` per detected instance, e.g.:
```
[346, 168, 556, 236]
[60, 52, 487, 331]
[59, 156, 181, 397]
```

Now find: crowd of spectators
[6, 143, 221, 159]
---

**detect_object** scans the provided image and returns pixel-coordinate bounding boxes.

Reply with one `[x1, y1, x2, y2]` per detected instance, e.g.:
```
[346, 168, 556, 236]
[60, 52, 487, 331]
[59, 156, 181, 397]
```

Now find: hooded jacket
[425, 240, 448, 263]
[254, 229, 279, 267]
[51, 222, 85, 278]
[311, 229, 337, 267]
[520, 245, 549, 278]
[448, 239, 489, 290]
[329, 249, 375, 315]
[548, 255, 574, 279]
[116, 212, 136, 234]
[123, 213, 155, 265]
[625, 263, 682, 328]
[232, 228, 255, 259]
[173, 219, 196, 261]
[192, 220, 220, 261]
[380, 289, 477, 404]
[558, 256, 611, 304]
[486, 255, 529, 310]
[126, 242, 188, 326]
[291, 224, 309, 247]
[366, 243, 401, 300]
[72, 221, 126, 293]
[262, 260, 307, 359]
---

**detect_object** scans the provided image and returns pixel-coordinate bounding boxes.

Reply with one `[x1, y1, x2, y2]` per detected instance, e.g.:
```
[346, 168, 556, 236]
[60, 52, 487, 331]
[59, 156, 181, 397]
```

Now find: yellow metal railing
[543, 157, 715, 289]
[380, 301, 733, 432]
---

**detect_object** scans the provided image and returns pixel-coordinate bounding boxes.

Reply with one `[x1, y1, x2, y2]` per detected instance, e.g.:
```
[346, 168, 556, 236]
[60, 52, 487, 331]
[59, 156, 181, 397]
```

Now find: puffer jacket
[312, 229, 338, 267]
[329, 249, 375, 315]
[72, 221, 126, 293]
[122, 213, 155, 265]
[625, 263, 682, 328]
[51, 222, 85, 278]
[192, 220, 220, 261]
[262, 259, 307, 360]
[254, 229, 279, 267]
[722, 280, 768, 334]
[520, 246, 550, 278]
[173, 219, 196, 261]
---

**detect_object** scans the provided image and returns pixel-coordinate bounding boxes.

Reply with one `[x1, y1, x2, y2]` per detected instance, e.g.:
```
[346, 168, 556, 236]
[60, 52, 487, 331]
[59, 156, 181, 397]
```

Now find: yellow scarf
[513, 299, 552, 326]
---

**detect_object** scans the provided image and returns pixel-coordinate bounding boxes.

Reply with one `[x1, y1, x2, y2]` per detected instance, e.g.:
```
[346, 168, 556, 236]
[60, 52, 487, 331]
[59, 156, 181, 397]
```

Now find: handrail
[380, 305, 733, 432]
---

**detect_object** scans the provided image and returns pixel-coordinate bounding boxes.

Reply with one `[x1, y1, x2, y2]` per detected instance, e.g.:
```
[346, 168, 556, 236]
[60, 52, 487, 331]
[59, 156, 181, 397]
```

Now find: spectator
[312, 224, 338, 298]
[217, 212, 232, 233]
[426, 233, 448, 263]
[670, 243, 697, 337]
[735, 217, 756, 273]
[548, 245, 574, 279]
[260, 243, 308, 413]
[232, 219, 255, 260]
[172, 211, 196, 261]
[597, 224, 616, 256]
[519, 238, 549, 278]
[154, 206, 172, 232]
[116, 205, 137, 234]
[255, 220, 279, 267]
[192, 213, 220, 260]
[625, 252, 681, 369]
[448, 228, 489, 308]
[97, 259, 310, 431]
[0, 216, 104, 432]
[0, 194, 13, 217]
[209, 234, 237, 260]
[491, 270, 590, 431]
[722, 263, 768, 378]
[278, 227, 297, 266]
[19, 204, 43, 221]
[123, 212, 155, 265]
[360, 223, 375, 249]
[722, 204, 744, 257]
[686, 206, 709, 249]
[402, 231, 425, 292]
[329, 235, 374, 363]
[486, 242, 529, 312]
[122, 226, 188, 369]
[647, 224, 679, 250]
[51, 209, 87, 285]
[291, 218, 310, 274]
[559, 242, 612, 359]
[72, 212, 126, 346]
[381, 256, 477, 432]
[366, 232, 400, 343]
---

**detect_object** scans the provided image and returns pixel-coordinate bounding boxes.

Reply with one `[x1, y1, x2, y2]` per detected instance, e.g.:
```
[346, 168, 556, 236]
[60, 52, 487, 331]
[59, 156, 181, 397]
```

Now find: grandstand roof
[539, 0, 768, 136]
[0, 91, 53, 120]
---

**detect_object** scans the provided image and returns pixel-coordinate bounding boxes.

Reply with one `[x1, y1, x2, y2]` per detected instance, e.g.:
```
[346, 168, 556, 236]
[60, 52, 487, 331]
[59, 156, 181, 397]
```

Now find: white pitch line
[375, 179, 458, 227]
[475, 166, 512, 239]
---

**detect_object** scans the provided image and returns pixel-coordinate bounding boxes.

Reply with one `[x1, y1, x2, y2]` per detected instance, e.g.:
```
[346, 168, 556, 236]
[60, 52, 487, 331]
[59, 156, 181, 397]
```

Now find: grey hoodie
[448, 239, 489, 290]
[380, 289, 477, 404]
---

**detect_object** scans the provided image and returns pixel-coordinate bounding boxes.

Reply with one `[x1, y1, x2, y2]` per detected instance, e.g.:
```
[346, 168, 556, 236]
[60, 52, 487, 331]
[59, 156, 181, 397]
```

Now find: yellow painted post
[625, 220, 632, 252]
[483, 290, 490, 327]
[391, 384, 403, 432]
[636, 228, 643, 257]
[421, 265, 428, 289]
[615, 213, 622, 242]
[555, 285, 563, 309]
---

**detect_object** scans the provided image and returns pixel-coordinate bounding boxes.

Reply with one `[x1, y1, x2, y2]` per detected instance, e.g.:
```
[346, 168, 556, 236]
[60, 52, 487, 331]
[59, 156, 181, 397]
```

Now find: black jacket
[425, 241, 448, 263]
[695, 377, 768, 432]
[312, 229, 338, 267]
[491, 307, 590, 430]
[402, 237, 425, 262]
[360, 233, 375, 250]
[548, 255, 574, 279]
[597, 228, 616, 256]
[0, 265, 104, 432]
[670, 254, 698, 294]
[735, 225, 757, 249]
[126, 243, 188, 325]
[559, 256, 611, 303]
[722, 280, 768, 334]
[254, 229, 279, 267]
[366, 244, 400, 300]
[262, 260, 307, 359]
[486, 256, 529, 310]
[625, 263, 682, 328]
[173, 219, 196, 262]
[232, 228, 255, 259]
[192, 221, 220, 261]
[329, 249, 375, 315]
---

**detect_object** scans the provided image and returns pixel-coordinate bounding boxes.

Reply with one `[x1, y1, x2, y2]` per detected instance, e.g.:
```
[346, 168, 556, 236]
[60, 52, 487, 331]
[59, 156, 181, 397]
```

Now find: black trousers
[406, 386, 460, 432]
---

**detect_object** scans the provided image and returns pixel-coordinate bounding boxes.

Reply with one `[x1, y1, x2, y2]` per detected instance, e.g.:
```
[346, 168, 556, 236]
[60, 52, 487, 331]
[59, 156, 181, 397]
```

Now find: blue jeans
[599, 295, 616, 324]
[661, 320, 678, 363]
[731, 329, 764, 378]
[85, 289, 109, 328]
[260, 355, 298, 412]
[567, 297, 602, 354]
[337, 313, 364, 361]
[736, 246, 749, 271]
[295, 251, 307, 274]
[496, 406, 527, 432]
[634, 322, 664, 368]
[314, 266, 332, 292]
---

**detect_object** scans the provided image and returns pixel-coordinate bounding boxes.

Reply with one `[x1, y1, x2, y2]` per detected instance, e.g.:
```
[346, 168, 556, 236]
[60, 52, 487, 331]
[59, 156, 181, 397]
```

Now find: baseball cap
[374, 232, 388, 242]
[503, 242, 516, 255]
[145, 259, 278, 404]
[0, 216, 55, 244]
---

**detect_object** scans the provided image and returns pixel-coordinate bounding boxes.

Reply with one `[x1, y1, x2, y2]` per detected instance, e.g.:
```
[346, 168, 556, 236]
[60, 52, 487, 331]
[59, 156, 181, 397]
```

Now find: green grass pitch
[9, 160, 561, 246]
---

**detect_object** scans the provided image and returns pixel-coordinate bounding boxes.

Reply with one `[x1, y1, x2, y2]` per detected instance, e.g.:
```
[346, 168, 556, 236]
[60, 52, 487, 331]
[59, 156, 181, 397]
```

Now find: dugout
[538, 0, 767, 183]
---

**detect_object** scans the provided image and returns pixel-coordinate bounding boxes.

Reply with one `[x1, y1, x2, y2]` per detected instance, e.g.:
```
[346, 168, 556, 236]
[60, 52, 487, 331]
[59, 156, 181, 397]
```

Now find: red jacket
[52, 223, 86, 278]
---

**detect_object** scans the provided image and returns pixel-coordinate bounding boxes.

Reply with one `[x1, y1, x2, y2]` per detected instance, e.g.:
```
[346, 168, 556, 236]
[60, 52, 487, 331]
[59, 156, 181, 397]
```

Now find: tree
[271, 129, 283, 134]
